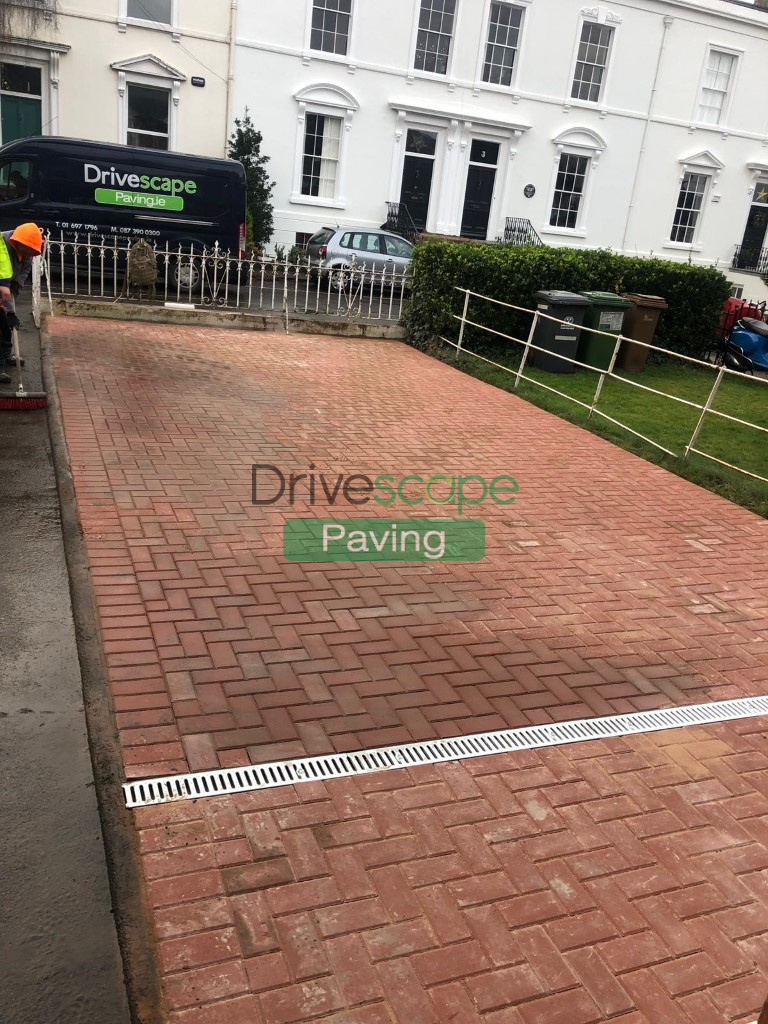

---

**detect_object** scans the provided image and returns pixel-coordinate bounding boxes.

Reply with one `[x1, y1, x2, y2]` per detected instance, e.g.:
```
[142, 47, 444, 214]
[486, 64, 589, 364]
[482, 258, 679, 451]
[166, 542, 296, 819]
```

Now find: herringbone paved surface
[47, 319, 768, 778]
[135, 720, 768, 1024]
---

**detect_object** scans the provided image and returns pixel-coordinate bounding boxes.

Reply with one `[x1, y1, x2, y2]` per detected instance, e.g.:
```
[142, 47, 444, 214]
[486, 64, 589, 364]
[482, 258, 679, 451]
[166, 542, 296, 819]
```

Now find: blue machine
[727, 317, 768, 373]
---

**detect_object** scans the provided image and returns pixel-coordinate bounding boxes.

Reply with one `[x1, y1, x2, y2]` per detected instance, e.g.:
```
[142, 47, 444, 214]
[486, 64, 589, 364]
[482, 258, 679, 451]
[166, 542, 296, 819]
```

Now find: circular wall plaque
[524, 184, 535, 198]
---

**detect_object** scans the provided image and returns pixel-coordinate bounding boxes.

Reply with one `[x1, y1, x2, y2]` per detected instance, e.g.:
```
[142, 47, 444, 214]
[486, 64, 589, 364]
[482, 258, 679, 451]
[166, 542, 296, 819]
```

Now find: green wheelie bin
[577, 291, 633, 371]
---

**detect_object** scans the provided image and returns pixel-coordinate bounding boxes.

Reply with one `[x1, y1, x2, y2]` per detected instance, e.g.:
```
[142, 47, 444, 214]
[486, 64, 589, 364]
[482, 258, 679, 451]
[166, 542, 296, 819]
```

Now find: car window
[308, 228, 334, 245]
[383, 235, 413, 258]
[339, 232, 382, 253]
[0, 159, 31, 203]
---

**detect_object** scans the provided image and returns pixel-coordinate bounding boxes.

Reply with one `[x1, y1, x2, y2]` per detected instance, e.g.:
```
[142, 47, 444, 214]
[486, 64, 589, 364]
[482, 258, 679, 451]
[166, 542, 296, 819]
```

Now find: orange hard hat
[10, 222, 43, 254]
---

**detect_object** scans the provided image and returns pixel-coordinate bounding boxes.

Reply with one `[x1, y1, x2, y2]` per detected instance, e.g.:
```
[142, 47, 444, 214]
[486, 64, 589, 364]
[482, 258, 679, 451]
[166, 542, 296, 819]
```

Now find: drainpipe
[620, 15, 673, 253]
[224, 0, 237, 155]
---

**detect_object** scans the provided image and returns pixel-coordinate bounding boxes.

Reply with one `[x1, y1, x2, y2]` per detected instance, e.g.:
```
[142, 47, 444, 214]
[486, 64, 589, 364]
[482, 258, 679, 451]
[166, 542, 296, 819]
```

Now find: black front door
[460, 140, 499, 239]
[399, 129, 437, 232]
[399, 155, 434, 231]
[737, 201, 768, 270]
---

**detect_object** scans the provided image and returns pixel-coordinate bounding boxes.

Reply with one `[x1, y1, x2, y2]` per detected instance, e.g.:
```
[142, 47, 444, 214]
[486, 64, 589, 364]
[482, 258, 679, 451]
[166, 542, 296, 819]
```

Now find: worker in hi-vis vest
[0, 222, 42, 385]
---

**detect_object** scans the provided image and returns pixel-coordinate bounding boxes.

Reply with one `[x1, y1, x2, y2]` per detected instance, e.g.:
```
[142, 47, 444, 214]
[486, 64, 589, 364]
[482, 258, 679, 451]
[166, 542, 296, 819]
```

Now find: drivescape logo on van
[85, 162, 198, 211]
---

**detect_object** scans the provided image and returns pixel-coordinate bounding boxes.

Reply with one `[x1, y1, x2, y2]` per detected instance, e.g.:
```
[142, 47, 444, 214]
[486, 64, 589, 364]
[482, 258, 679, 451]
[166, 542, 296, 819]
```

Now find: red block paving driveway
[48, 318, 768, 1023]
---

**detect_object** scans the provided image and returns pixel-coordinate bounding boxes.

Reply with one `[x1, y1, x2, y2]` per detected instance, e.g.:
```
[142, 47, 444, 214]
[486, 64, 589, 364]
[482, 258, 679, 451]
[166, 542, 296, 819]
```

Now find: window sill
[472, 79, 520, 96]
[689, 120, 730, 133]
[124, 17, 175, 31]
[564, 97, 606, 111]
[662, 241, 703, 252]
[540, 225, 587, 239]
[407, 68, 452, 82]
[561, 96, 610, 117]
[290, 192, 346, 210]
[302, 50, 353, 65]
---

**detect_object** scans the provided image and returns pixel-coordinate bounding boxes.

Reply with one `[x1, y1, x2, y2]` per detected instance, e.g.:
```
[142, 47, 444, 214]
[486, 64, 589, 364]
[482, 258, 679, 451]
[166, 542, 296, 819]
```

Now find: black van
[0, 136, 247, 281]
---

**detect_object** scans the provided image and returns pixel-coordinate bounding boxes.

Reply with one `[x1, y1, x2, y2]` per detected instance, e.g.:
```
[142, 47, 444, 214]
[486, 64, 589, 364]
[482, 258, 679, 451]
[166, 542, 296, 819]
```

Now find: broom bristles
[0, 394, 48, 409]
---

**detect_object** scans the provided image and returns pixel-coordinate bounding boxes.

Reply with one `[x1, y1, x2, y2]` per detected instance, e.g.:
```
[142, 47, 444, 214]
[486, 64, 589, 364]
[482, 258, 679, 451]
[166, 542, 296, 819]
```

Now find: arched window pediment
[552, 126, 607, 152]
[293, 83, 359, 111]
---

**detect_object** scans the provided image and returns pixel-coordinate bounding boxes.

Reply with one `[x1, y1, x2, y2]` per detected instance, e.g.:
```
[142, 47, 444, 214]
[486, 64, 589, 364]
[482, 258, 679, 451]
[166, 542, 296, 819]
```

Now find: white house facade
[0, 0, 234, 158]
[235, 0, 768, 298]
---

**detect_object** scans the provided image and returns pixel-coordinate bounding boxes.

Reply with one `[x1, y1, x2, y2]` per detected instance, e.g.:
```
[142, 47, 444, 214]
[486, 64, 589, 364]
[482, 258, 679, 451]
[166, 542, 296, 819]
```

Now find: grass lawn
[439, 341, 768, 518]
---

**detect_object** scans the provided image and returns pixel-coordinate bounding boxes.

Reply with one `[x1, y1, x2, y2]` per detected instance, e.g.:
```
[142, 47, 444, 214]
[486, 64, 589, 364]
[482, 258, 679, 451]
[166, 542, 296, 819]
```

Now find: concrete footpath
[0, 305, 130, 1024]
[44, 315, 768, 1023]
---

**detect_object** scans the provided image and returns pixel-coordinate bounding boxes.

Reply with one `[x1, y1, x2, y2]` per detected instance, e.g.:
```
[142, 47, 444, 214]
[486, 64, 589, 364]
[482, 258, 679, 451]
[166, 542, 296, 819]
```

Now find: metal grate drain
[123, 696, 768, 808]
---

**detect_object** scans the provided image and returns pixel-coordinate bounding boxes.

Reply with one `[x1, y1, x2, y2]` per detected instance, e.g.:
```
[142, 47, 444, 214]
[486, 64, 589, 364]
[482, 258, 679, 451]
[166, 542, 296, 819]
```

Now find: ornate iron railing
[732, 245, 768, 275]
[39, 232, 408, 323]
[385, 202, 420, 243]
[502, 218, 543, 247]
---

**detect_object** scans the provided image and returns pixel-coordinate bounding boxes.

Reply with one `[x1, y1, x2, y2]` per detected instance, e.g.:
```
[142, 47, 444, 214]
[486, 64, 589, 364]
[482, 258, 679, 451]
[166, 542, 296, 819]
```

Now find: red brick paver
[48, 319, 768, 1023]
[136, 719, 768, 1024]
[48, 320, 768, 776]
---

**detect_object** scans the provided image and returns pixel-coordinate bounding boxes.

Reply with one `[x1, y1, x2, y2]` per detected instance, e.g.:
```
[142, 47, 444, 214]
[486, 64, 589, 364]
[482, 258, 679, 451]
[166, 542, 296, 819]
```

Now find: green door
[1, 95, 42, 144]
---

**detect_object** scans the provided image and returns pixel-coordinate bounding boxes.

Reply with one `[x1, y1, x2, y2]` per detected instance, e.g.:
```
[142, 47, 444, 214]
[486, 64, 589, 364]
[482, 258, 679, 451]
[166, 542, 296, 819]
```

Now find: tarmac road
[0, 302, 131, 1024]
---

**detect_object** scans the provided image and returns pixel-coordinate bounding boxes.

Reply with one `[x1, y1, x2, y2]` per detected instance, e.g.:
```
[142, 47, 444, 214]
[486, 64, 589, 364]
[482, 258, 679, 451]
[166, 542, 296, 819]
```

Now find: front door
[460, 140, 499, 239]
[399, 129, 436, 231]
[737, 186, 768, 271]
[0, 63, 42, 145]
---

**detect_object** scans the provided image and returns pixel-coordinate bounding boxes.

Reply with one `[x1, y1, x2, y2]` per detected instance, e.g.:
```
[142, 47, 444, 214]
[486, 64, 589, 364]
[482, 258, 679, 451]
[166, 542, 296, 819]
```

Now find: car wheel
[328, 264, 353, 292]
[171, 257, 202, 291]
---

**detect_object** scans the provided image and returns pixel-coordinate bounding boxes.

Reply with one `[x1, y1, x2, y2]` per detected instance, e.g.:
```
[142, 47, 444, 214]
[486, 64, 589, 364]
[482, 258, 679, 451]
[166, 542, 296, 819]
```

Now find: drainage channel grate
[124, 696, 768, 808]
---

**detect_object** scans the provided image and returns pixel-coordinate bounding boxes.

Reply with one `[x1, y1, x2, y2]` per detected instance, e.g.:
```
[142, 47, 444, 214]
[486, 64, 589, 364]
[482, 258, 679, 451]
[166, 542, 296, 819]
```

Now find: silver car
[305, 226, 413, 290]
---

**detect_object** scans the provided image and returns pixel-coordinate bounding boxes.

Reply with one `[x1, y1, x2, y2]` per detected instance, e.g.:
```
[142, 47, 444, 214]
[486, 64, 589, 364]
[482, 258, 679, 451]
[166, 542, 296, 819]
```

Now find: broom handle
[11, 326, 24, 392]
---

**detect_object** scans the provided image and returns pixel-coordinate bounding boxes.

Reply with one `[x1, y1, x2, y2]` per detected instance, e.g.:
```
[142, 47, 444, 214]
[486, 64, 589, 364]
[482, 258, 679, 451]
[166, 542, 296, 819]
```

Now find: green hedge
[402, 242, 731, 359]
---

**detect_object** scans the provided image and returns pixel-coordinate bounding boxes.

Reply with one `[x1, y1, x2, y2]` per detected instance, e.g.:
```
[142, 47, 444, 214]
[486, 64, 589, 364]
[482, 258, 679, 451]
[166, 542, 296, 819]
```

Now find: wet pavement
[0, 307, 130, 1023]
[46, 318, 768, 779]
[134, 718, 768, 1024]
[44, 315, 768, 1023]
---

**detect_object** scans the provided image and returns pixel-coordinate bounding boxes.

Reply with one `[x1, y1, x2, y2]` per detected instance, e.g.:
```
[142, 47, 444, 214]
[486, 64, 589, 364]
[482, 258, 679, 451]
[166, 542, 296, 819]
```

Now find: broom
[0, 326, 47, 410]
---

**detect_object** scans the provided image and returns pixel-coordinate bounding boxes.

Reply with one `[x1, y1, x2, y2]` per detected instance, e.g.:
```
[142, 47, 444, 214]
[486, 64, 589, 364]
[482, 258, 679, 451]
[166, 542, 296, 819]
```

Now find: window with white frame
[0, 63, 42, 144]
[301, 113, 342, 198]
[414, 0, 456, 76]
[127, 0, 172, 24]
[696, 48, 736, 125]
[482, 2, 523, 86]
[550, 152, 589, 229]
[127, 83, 170, 149]
[670, 172, 709, 243]
[571, 21, 613, 103]
[310, 0, 352, 56]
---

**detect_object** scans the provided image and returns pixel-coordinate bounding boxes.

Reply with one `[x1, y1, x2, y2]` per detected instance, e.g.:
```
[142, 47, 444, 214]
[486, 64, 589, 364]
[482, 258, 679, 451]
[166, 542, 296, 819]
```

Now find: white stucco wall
[8, 0, 767, 300]
[235, 0, 768, 301]
[2, 0, 234, 158]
